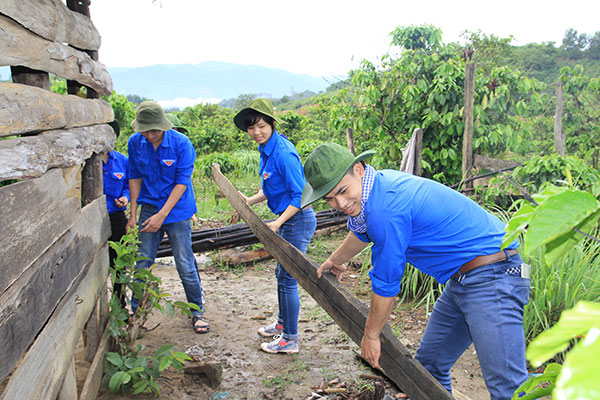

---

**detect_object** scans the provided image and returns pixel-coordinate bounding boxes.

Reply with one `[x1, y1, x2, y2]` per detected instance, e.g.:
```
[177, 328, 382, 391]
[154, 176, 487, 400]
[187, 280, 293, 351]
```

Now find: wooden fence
[0, 1, 114, 398]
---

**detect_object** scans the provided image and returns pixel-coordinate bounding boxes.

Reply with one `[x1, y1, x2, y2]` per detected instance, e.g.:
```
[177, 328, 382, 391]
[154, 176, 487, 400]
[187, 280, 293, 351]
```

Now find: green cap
[166, 113, 188, 133]
[131, 101, 172, 133]
[301, 143, 375, 208]
[233, 98, 283, 131]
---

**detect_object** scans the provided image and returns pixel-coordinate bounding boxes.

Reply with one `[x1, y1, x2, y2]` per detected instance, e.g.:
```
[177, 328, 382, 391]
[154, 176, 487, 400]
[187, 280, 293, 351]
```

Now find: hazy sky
[89, 0, 599, 78]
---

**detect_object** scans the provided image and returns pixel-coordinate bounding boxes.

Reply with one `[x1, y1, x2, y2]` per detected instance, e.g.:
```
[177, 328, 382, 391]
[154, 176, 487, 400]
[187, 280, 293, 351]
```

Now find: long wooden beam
[0, 243, 109, 400]
[0, 0, 101, 51]
[211, 164, 452, 400]
[0, 124, 115, 181]
[0, 14, 112, 96]
[0, 82, 114, 137]
[0, 198, 110, 385]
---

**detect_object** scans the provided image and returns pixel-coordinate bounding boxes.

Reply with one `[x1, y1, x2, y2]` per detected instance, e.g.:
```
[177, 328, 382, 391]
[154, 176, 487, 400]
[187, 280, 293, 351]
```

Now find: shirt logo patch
[113, 172, 124, 180]
[162, 159, 176, 167]
[263, 172, 271, 179]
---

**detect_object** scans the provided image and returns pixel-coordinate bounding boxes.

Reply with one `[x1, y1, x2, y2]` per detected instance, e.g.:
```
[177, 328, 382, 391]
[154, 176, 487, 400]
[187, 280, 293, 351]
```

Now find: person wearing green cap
[234, 98, 317, 354]
[126, 101, 209, 334]
[301, 143, 529, 400]
[165, 113, 189, 134]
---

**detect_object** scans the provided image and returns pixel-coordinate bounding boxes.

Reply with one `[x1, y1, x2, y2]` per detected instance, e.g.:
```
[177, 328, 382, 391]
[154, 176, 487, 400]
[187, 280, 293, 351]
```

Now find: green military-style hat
[233, 98, 283, 131]
[301, 143, 375, 208]
[131, 101, 172, 133]
[165, 113, 188, 133]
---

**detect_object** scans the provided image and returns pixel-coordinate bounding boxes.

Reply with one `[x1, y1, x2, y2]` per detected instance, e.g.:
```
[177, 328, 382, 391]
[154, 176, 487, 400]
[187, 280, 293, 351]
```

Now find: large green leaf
[543, 209, 600, 265]
[108, 371, 131, 393]
[527, 301, 600, 367]
[524, 190, 600, 256]
[502, 202, 536, 250]
[556, 327, 600, 399]
[512, 363, 560, 400]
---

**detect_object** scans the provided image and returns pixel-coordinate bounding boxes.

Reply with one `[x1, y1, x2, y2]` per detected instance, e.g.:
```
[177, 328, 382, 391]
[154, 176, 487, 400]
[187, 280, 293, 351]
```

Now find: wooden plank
[79, 331, 110, 400]
[0, 198, 110, 385]
[0, 167, 81, 293]
[0, 82, 114, 137]
[0, 15, 112, 96]
[0, 124, 115, 181]
[462, 62, 475, 189]
[57, 356, 77, 400]
[0, 0, 101, 51]
[0, 243, 109, 400]
[211, 164, 452, 400]
[473, 154, 520, 171]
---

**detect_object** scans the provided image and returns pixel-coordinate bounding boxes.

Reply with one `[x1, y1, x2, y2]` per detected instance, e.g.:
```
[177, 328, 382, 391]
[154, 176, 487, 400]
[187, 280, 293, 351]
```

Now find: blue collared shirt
[258, 131, 305, 215]
[128, 129, 197, 224]
[352, 170, 519, 297]
[103, 151, 130, 214]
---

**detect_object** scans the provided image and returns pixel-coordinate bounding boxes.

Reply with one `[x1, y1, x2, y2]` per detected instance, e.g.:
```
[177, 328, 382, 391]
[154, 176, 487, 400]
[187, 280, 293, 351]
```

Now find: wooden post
[211, 164, 452, 400]
[81, 153, 103, 207]
[10, 66, 50, 90]
[346, 128, 355, 154]
[66, 0, 99, 99]
[413, 128, 423, 176]
[554, 81, 565, 156]
[462, 63, 475, 189]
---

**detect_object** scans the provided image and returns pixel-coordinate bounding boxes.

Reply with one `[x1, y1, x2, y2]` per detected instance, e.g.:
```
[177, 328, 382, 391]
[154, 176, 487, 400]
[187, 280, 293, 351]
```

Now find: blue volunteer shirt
[128, 129, 197, 224]
[103, 151, 130, 214]
[352, 170, 519, 297]
[258, 131, 305, 215]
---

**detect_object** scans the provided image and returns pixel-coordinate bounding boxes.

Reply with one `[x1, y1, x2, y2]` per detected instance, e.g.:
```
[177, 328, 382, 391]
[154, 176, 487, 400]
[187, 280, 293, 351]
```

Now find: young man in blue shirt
[301, 143, 530, 400]
[126, 101, 208, 333]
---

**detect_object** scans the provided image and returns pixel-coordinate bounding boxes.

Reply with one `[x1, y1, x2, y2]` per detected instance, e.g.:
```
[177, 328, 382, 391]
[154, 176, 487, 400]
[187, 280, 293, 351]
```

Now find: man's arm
[361, 293, 396, 369]
[139, 184, 187, 233]
[317, 232, 369, 281]
[126, 178, 142, 231]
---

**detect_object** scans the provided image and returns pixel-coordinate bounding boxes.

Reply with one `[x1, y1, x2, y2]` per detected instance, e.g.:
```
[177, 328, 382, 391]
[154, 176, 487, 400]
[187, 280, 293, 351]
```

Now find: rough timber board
[211, 164, 452, 400]
[0, 198, 110, 385]
[0, 82, 114, 137]
[0, 167, 81, 293]
[0, 0, 101, 51]
[0, 245, 109, 400]
[0, 15, 112, 96]
[0, 124, 115, 180]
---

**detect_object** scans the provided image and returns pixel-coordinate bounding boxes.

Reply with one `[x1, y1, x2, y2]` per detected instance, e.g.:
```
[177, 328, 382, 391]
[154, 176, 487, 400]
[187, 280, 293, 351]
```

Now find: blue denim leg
[162, 217, 204, 317]
[275, 208, 316, 341]
[131, 205, 203, 317]
[415, 254, 530, 400]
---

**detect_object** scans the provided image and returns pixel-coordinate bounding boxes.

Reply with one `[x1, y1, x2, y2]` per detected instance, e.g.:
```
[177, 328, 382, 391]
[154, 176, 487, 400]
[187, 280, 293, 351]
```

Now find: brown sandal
[192, 315, 210, 334]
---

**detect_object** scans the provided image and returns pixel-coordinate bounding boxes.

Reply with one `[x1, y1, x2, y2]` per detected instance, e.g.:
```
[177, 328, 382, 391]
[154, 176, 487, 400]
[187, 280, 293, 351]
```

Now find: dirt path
[98, 252, 489, 400]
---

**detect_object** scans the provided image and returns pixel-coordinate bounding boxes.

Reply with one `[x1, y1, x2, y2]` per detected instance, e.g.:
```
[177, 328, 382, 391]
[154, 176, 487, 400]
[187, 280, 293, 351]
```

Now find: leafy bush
[195, 152, 236, 177]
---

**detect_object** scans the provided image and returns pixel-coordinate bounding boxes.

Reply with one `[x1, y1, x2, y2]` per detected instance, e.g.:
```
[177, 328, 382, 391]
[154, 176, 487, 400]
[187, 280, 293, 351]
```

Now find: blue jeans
[414, 252, 530, 400]
[275, 208, 316, 341]
[131, 205, 203, 317]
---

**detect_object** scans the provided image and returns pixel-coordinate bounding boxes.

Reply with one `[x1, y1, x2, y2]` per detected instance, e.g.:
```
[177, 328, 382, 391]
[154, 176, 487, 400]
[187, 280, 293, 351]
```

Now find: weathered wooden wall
[0, 1, 115, 398]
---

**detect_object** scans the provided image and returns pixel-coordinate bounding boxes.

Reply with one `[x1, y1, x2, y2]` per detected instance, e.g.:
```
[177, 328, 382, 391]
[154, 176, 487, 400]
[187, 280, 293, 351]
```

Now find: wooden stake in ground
[211, 163, 452, 400]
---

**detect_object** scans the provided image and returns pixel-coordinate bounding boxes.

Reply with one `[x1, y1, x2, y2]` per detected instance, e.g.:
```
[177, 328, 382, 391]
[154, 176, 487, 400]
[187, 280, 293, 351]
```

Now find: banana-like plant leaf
[543, 209, 600, 265]
[524, 190, 600, 256]
[526, 301, 600, 367]
[555, 327, 600, 400]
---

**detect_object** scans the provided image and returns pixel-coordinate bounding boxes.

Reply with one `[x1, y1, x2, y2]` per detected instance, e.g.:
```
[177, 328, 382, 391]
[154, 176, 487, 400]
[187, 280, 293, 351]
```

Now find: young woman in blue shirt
[234, 98, 317, 354]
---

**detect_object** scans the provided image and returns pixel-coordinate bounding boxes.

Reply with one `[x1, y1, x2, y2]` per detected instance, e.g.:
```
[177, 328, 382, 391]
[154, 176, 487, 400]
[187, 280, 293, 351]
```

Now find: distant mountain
[108, 61, 329, 102]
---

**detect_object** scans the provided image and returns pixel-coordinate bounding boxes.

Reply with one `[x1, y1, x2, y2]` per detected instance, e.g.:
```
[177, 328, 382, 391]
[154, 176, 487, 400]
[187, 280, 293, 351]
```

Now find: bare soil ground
[94, 230, 490, 400]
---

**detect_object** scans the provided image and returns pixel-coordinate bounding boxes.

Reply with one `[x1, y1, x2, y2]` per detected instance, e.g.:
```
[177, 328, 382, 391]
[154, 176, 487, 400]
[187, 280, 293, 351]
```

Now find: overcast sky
[89, 0, 599, 78]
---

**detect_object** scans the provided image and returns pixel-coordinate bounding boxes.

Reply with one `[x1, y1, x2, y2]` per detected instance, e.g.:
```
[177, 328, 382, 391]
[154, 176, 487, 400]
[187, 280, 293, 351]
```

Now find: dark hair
[345, 161, 366, 176]
[243, 109, 275, 131]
